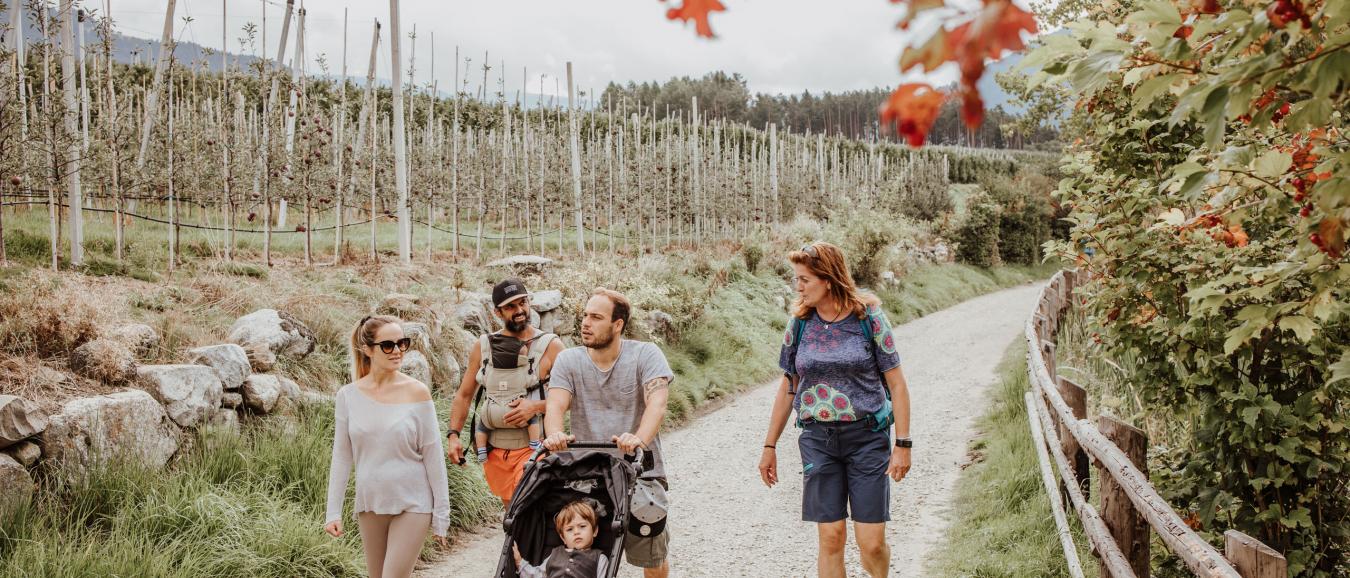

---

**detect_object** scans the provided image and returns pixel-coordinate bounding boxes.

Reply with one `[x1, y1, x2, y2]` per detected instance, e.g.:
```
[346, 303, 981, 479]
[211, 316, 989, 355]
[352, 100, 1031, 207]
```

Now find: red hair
[788, 241, 878, 320]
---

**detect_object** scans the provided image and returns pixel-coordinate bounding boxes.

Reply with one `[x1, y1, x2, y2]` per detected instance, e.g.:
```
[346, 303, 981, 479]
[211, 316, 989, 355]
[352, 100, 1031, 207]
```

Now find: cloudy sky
[99, 0, 967, 99]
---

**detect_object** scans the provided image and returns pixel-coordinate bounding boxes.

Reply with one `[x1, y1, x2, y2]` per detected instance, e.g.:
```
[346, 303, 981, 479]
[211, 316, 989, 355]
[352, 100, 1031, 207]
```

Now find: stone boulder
[221, 391, 243, 409]
[0, 454, 34, 515]
[645, 310, 677, 343]
[137, 365, 225, 428]
[187, 344, 251, 390]
[452, 300, 494, 335]
[486, 255, 554, 276]
[0, 396, 48, 450]
[4, 440, 41, 467]
[227, 309, 317, 371]
[241, 374, 283, 414]
[40, 390, 179, 472]
[70, 339, 139, 384]
[442, 353, 463, 392]
[538, 309, 577, 336]
[401, 350, 432, 387]
[529, 290, 564, 313]
[402, 322, 434, 353]
[107, 323, 160, 357]
[206, 408, 241, 435]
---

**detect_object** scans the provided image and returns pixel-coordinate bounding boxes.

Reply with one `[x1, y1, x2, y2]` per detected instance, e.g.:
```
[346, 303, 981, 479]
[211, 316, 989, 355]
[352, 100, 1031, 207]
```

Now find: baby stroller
[494, 441, 650, 578]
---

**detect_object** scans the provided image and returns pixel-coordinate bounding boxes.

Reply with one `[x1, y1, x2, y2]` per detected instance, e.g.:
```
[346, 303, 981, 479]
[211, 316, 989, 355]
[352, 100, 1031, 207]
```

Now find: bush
[955, 193, 1001, 268]
[835, 207, 899, 286]
[887, 156, 953, 221]
[980, 174, 1053, 265]
[740, 242, 765, 273]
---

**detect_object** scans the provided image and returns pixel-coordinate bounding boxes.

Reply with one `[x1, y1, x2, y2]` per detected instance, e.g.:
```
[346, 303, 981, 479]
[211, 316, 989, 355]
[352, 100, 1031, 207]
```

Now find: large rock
[40, 390, 179, 473]
[241, 374, 282, 414]
[70, 339, 138, 384]
[529, 290, 564, 313]
[227, 309, 317, 371]
[402, 322, 434, 353]
[4, 440, 41, 467]
[442, 353, 463, 392]
[401, 350, 432, 387]
[137, 365, 225, 428]
[0, 395, 49, 450]
[645, 310, 677, 343]
[452, 301, 494, 335]
[0, 454, 34, 514]
[539, 309, 577, 336]
[205, 408, 241, 435]
[486, 255, 554, 275]
[107, 323, 160, 357]
[221, 391, 243, 409]
[187, 344, 250, 390]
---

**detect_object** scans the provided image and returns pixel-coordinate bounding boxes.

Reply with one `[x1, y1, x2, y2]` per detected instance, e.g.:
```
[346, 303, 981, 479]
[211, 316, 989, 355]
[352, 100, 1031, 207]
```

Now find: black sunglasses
[801, 244, 819, 260]
[373, 338, 411, 355]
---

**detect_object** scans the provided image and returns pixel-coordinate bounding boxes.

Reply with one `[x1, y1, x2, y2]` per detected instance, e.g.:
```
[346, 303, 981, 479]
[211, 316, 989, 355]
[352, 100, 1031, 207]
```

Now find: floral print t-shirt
[778, 305, 901, 423]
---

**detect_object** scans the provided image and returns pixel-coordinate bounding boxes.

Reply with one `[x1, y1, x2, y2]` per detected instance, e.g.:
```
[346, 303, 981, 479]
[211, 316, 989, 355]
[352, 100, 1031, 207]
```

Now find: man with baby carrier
[543, 287, 673, 578]
[447, 278, 564, 507]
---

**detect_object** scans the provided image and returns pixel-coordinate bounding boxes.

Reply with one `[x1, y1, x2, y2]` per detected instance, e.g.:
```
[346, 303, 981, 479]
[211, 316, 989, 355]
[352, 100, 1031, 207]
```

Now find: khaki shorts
[624, 478, 670, 568]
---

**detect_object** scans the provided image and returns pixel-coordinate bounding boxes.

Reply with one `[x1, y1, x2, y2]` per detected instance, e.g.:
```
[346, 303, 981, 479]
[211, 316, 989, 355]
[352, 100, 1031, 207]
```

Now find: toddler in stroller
[512, 499, 608, 577]
[495, 442, 649, 578]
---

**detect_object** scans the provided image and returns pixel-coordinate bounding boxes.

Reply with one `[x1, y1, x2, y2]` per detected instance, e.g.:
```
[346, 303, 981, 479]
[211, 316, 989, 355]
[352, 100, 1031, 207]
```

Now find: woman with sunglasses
[325, 314, 451, 578]
[758, 241, 913, 578]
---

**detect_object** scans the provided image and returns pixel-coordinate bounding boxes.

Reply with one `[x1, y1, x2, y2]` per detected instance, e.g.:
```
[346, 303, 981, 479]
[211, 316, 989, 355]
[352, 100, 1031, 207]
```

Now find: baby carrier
[472, 331, 557, 450]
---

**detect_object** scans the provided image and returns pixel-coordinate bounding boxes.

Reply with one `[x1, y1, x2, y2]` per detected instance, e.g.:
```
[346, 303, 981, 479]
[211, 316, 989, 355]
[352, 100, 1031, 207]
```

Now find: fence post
[1058, 377, 1090, 501]
[1099, 415, 1149, 577]
[1224, 530, 1286, 578]
[1042, 342, 1057, 382]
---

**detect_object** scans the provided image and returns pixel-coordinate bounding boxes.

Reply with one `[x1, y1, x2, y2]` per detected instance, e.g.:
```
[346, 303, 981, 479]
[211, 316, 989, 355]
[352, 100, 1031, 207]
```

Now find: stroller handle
[528, 440, 646, 469]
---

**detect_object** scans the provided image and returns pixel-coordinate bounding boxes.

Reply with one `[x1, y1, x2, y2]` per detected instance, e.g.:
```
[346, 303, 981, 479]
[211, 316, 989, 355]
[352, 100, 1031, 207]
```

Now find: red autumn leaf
[1318, 217, 1345, 259]
[960, 87, 984, 129]
[1174, 25, 1194, 39]
[900, 27, 950, 72]
[665, 0, 726, 39]
[880, 83, 948, 148]
[1189, 0, 1222, 14]
[894, 0, 947, 29]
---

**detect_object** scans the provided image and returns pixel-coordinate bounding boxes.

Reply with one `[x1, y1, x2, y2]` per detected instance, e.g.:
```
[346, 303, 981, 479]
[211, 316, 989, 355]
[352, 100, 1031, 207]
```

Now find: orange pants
[483, 447, 533, 503]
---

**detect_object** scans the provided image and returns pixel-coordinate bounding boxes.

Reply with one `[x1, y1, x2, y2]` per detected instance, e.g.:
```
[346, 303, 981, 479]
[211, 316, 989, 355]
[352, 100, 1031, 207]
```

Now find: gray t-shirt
[549, 340, 674, 479]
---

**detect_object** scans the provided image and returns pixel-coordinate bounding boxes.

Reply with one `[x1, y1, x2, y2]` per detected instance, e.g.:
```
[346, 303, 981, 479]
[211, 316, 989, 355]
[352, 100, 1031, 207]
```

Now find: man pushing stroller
[542, 287, 674, 578]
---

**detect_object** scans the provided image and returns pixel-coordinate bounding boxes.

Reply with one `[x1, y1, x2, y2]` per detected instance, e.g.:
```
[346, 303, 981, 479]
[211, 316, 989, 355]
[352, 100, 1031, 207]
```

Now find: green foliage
[740, 241, 765, 274]
[981, 173, 1054, 265]
[1029, 2, 1350, 573]
[929, 343, 1079, 578]
[835, 207, 900, 286]
[886, 156, 953, 221]
[955, 193, 1002, 268]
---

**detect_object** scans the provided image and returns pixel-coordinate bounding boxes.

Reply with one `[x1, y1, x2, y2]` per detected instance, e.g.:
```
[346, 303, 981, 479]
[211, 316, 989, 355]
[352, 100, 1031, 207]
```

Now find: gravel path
[419, 283, 1043, 577]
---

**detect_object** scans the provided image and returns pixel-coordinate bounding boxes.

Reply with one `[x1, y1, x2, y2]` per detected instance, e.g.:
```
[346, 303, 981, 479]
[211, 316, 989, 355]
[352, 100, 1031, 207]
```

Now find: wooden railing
[1024, 270, 1288, 578]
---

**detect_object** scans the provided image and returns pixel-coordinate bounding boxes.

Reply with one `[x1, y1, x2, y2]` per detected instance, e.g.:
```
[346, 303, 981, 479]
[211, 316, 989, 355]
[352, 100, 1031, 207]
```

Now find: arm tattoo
[643, 377, 670, 398]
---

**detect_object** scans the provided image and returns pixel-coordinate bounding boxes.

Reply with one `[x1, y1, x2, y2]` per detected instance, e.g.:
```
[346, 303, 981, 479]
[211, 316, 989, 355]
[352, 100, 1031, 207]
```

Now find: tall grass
[0, 401, 497, 577]
[927, 341, 1086, 577]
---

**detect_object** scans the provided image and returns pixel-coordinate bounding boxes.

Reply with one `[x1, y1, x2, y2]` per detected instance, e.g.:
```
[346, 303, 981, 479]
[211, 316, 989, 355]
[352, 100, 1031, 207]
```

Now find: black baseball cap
[492, 278, 529, 309]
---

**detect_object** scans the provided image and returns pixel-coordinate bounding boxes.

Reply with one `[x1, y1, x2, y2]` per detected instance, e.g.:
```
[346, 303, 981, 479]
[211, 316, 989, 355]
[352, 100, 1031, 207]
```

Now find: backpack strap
[786, 316, 806, 396]
[525, 333, 557, 396]
[477, 333, 493, 373]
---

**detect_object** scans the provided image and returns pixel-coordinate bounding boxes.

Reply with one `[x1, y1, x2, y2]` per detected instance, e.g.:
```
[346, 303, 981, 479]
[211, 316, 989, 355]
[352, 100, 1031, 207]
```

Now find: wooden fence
[1024, 270, 1288, 578]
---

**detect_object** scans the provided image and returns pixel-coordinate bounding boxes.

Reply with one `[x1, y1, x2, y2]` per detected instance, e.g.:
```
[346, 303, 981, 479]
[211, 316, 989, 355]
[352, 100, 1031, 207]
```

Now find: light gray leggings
[357, 511, 431, 578]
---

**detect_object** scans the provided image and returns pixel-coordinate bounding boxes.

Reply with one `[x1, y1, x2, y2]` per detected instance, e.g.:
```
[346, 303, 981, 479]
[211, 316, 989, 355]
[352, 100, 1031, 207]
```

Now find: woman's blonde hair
[788, 241, 878, 320]
[350, 314, 402, 381]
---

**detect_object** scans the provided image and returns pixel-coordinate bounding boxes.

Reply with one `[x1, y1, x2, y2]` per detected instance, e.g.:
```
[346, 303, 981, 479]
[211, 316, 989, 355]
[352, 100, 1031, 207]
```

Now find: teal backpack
[784, 310, 894, 432]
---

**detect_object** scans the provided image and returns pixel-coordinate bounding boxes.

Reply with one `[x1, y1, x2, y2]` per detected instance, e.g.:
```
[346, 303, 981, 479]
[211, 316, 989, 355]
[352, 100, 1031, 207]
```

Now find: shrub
[980, 174, 1053, 265]
[954, 193, 1001, 268]
[835, 207, 899, 286]
[740, 242, 765, 274]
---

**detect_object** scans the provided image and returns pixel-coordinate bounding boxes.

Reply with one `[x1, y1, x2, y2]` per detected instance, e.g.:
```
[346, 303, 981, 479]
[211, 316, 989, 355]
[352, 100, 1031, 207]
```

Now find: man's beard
[505, 314, 529, 333]
[583, 329, 614, 349]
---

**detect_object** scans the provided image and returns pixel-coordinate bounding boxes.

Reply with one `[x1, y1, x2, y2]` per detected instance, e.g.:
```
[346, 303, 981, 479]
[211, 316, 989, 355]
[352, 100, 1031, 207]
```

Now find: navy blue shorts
[798, 421, 892, 523]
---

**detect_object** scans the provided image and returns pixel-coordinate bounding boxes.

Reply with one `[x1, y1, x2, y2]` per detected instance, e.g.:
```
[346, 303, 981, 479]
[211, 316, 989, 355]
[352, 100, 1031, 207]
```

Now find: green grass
[928, 341, 1085, 577]
[0, 401, 497, 577]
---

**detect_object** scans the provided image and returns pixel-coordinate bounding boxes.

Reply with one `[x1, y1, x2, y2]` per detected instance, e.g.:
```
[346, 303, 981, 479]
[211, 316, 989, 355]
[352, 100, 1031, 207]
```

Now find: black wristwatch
[895, 437, 912, 448]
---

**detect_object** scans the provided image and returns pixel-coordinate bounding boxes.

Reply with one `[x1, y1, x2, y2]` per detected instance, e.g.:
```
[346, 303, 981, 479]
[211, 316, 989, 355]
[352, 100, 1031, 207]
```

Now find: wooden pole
[333, 8, 348, 264]
[1099, 415, 1150, 578]
[59, 0, 83, 266]
[1024, 392, 1087, 578]
[1223, 530, 1287, 578]
[566, 62, 583, 255]
[1059, 377, 1090, 501]
[135, 0, 177, 170]
[388, 0, 411, 263]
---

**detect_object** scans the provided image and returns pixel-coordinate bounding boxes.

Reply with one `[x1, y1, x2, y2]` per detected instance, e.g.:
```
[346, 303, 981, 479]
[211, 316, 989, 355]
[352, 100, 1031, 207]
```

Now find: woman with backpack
[757, 241, 913, 578]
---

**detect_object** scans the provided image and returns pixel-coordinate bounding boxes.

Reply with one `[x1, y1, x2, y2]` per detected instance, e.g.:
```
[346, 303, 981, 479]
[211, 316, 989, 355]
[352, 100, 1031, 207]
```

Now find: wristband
[764, 444, 776, 450]
[447, 429, 460, 439]
[895, 437, 912, 448]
